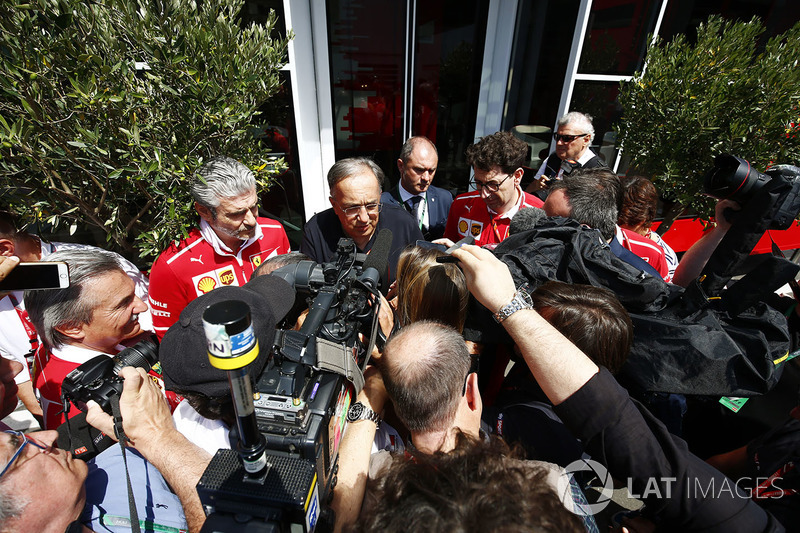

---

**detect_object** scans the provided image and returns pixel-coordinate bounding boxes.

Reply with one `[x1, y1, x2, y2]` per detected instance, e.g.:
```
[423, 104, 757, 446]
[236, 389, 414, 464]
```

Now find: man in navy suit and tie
[381, 136, 453, 240]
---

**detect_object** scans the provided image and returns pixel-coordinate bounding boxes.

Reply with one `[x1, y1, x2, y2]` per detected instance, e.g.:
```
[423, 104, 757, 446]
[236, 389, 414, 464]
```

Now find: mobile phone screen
[0, 262, 70, 291]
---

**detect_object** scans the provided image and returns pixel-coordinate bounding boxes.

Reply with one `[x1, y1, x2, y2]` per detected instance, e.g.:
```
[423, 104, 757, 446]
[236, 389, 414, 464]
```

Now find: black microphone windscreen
[364, 229, 393, 292]
[510, 207, 547, 235]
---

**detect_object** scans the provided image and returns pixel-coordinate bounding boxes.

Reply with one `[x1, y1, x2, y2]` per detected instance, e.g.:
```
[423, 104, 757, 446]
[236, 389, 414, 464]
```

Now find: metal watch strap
[348, 401, 381, 427]
[493, 288, 533, 323]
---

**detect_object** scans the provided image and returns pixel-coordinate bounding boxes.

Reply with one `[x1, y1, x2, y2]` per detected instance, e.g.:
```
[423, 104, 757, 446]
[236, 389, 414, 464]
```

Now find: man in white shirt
[526, 111, 607, 199]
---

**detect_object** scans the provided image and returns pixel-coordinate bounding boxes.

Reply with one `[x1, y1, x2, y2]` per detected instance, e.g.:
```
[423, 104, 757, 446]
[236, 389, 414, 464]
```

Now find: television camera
[196, 234, 388, 533]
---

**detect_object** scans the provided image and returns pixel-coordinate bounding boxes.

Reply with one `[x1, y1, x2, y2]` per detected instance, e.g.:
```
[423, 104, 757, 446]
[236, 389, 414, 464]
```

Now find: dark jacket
[381, 184, 453, 241]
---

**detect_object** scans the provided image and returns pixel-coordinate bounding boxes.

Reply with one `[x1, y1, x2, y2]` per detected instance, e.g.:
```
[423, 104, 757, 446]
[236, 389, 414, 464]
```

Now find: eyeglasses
[339, 203, 383, 218]
[0, 430, 47, 479]
[553, 133, 589, 143]
[470, 173, 513, 193]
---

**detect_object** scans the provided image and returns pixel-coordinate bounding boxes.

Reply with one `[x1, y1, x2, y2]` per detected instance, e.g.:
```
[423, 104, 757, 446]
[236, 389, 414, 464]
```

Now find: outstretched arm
[87, 367, 211, 533]
[451, 245, 776, 532]
[672, 200, 740, 287]
[451, 245, 598, 404]
[330, 366, 388, 533]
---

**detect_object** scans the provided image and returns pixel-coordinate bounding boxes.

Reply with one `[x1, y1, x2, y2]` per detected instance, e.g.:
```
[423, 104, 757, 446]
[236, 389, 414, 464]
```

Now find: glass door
[326, 0, 489, 195]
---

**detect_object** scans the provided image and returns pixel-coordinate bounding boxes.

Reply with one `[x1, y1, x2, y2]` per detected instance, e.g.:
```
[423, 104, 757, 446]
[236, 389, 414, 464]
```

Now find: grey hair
[382, 321, 471, 433]
[0, 485, 27, 526]
[558, 111, 595, 142]
[252, 251, 311, 278]
[191, 156, 256, 215]
[549, 168, 621, 241]
[399, 136, 438, 163]
[327, 157, 385, 197]
[24, 249, 124, 349]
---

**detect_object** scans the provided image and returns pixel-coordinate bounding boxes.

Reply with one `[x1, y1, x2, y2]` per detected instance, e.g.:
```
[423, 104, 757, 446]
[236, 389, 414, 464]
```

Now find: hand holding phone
[436, 236, 475, 263]
[0, 256, 20, 284]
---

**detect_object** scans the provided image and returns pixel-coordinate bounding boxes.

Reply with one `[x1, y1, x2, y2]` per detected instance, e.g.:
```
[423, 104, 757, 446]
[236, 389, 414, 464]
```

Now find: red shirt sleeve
[148, 253, 188, 341]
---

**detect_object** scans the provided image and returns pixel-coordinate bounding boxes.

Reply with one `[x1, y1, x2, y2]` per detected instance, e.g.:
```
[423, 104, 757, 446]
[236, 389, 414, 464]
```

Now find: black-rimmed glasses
[469, 173, 513, 193]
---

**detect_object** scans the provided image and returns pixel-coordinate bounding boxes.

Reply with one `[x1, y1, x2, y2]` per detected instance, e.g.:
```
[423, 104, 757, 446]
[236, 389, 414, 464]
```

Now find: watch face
[518, 289, 533, 307]
[348, 402, 364, 422]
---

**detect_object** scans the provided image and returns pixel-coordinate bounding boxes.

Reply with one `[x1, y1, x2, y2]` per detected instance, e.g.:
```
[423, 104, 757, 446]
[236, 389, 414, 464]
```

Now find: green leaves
[0, 0, 290, 259]
[616, 16, 800, 218]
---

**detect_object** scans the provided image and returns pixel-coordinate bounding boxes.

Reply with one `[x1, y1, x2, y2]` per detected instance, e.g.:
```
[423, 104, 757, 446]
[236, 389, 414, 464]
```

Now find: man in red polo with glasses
[526, 111, 607, 200]
[444, 131, 544, 249]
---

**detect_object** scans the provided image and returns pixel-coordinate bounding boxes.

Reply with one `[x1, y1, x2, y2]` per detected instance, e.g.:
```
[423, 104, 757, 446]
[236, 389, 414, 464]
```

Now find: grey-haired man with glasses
[0, 366, 210, 532]
[301, 157, 423, 289]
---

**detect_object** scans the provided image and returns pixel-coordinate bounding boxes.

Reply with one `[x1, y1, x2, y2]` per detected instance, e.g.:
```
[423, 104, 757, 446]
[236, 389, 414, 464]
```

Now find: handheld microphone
[364, 228, 393, 293]
[510, 207, 547, 235]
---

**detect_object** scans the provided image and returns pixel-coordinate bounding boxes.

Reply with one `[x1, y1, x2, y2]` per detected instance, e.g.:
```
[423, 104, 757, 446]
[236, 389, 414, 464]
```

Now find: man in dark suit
[381, 136, 453, 240]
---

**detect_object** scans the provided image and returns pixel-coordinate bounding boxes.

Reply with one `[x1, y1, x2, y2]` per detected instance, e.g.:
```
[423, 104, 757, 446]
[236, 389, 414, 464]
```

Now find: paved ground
[2, 400, 41, 432]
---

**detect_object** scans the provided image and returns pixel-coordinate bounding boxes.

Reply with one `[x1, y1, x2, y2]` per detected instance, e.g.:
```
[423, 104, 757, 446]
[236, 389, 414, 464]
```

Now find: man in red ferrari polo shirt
[148, 157, 290, 339]
[444, 131, 543, 249]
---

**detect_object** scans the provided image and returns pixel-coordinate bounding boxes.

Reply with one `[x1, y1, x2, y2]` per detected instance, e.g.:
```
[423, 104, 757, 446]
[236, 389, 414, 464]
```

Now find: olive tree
[0, 0, 290, 259]
[616, 16, 800, 227]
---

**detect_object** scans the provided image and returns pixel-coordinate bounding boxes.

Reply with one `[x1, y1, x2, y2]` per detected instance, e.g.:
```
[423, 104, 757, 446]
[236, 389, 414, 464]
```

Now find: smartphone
[436, 236, 475, 263]
[415, 240, 448, 253]
[0, 262, 70, 291]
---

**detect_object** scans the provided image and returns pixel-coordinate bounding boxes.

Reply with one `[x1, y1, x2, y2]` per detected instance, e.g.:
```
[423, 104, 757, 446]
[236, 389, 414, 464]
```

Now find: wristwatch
[493, 288, 534, 323]
[347, 401, 381, 428]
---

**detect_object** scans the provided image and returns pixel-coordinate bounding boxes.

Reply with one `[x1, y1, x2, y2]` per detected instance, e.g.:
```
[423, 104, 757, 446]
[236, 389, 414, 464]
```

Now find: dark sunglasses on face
[553, 133, 589, 143]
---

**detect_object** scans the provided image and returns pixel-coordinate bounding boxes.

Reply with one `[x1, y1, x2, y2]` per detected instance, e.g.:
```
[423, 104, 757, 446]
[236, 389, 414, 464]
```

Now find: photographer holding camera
[0, 365, 210, 532]
[24, 249, 151, 430]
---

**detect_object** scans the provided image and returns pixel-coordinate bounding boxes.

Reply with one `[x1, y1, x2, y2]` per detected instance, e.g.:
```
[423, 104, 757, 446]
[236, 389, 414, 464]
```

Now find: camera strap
[109, 394, 142, 533]
[316, 337, 365, 393]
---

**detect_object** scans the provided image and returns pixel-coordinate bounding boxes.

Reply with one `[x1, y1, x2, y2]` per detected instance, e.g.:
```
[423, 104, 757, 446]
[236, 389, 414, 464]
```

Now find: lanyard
[8, 294, 39, 355]
[491, 217, 507, 243]
[753, 462, 797, 499]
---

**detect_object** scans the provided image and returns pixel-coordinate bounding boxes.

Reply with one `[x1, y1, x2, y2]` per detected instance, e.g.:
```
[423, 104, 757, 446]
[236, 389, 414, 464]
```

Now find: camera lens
[704, 154, 771, 203]
[112, 337, 159, 375]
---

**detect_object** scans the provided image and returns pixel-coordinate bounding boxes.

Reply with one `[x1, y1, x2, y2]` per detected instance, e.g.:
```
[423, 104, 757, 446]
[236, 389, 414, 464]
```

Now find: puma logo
[190, 255, 203, 264]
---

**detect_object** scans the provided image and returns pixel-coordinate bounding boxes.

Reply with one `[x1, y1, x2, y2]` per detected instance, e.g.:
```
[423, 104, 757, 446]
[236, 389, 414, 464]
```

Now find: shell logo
[219, 269, 235, 285]
[458, 219, 469, 234]
[197, 277, 217, 294]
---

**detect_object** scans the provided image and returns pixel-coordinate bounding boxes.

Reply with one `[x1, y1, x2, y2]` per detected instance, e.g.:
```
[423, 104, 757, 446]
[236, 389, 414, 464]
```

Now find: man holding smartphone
[0, 211, 152, 425]
[525, 112, 607, 200]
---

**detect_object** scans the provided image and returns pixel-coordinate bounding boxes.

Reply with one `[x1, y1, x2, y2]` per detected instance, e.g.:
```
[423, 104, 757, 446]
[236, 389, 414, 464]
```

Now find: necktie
[408, 196, 423, 227]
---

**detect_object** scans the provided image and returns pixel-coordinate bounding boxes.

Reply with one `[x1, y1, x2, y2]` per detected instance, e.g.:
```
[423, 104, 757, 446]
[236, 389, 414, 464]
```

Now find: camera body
[60, 338, 159, 413]
[704, 154, 800, 230]
[197, 238, 381, 532]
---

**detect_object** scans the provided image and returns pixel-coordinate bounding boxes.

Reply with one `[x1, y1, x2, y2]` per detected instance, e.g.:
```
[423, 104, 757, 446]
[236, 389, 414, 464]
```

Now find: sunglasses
[553, 133, 589, 143]
[0, 430, 48, 479]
